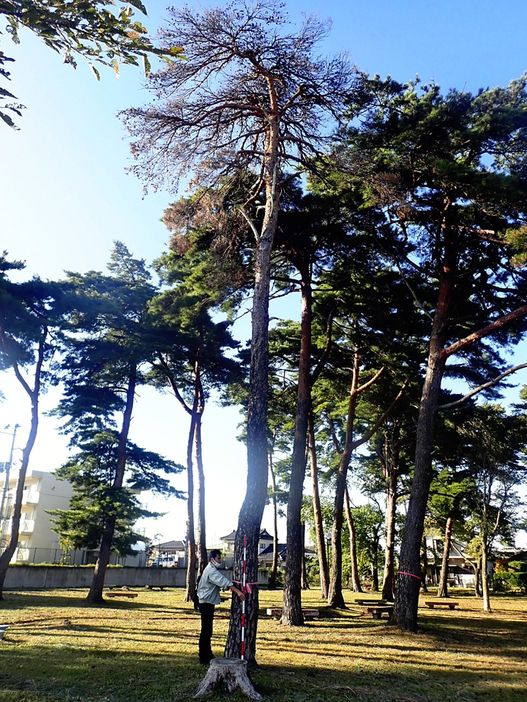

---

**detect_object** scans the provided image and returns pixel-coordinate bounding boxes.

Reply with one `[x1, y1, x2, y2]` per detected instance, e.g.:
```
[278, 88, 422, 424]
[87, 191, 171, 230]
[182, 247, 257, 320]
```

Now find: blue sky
[1, 0, 527, 546]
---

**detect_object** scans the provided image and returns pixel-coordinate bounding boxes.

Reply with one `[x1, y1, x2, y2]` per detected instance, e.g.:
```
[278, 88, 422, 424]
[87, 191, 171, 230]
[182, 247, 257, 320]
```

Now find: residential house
[149, 540, 187, 566]
[258, 542, 317, 569]
[219, 529, 274, 567]
[424, 537, 475, 588]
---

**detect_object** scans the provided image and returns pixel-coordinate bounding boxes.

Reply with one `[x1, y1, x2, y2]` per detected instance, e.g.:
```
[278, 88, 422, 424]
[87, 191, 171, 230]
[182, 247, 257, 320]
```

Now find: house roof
[157, 540, 186, 550]
[220, 529, 274, 542]
[259, 543, 286, 556]
[258, 544, 316, 559]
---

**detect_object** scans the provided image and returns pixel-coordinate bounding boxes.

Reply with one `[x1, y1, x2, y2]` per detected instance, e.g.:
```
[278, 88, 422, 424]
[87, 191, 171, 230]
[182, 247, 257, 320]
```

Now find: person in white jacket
[197, 549, 245, 664]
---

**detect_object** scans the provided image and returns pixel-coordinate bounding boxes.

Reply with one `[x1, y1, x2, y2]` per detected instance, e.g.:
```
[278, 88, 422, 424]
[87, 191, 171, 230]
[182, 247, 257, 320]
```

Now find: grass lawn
[0, 587, 526, 701]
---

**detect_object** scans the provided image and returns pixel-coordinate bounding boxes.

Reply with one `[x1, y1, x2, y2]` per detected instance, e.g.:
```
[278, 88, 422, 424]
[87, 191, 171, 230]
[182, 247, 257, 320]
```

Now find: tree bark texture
[301, 522, 309, 590]
[309, 412, 330, 599]
[344, 486, 362, 593]
[195, 659, 262, 700]
[0, 342, 43, 600]
[393, 217, 454, 630]
[437, 515, 454, 598]
[267, 449, 279, 590]
[481, 537, 492, 612]
[282, 275, 312, 625]
[328, 349, 360, 609]
[381, 464, 398, 602]
[185, 405, 198, 603]
[420, 538, 429, 593]
[225, 125, 281, 664]
[87, 363, 136, 604]
[193, 363, 208, 577]
[474, 562, 482, 597]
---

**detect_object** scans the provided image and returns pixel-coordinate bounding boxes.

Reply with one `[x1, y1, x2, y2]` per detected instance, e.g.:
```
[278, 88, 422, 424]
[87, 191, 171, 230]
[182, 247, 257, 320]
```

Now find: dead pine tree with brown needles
[121, 0, 356, 663]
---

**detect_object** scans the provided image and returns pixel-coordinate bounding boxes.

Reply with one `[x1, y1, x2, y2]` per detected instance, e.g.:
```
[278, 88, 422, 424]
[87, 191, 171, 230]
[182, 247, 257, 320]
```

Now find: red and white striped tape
[241, 535, 246, 660]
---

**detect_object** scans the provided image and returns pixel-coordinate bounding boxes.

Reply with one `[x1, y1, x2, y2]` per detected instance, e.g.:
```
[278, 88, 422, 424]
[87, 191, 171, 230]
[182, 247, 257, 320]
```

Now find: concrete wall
[4, 566, 269, 590]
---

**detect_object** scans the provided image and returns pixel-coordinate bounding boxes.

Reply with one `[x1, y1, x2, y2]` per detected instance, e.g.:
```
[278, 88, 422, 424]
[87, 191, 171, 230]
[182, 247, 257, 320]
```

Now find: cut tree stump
[194, 658, 262, 700]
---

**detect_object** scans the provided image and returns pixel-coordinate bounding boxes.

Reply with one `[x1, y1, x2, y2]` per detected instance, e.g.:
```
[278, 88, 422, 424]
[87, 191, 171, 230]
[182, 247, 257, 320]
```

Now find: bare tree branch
[439, 363, 527, 410]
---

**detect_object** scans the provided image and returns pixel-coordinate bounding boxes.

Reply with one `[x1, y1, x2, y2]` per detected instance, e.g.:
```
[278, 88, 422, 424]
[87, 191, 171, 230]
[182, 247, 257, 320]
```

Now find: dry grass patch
[0, 587, 526, 701]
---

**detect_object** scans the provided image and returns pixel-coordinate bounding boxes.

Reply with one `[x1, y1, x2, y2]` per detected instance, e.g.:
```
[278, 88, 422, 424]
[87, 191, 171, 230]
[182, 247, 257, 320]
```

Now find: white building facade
[0, 468, 145, 566]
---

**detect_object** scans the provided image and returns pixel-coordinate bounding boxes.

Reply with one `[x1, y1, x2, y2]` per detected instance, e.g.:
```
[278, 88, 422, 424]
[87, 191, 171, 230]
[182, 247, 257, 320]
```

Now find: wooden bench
[424, 601, 458, 610]
[266, 608, 319, 620]
[355, 599, 388, 606]
[105, 591, 138, 599]
[365, 606, 393, 620]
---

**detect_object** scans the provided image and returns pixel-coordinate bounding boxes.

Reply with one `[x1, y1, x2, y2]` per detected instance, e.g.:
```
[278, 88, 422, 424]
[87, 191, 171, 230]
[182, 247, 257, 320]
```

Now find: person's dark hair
[209, 549, 222, 561]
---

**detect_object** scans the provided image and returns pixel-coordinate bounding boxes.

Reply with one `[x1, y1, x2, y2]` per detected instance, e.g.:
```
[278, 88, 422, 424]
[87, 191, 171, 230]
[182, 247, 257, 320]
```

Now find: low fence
[0, 546, 147, 568]
[4, 565, 269, 590]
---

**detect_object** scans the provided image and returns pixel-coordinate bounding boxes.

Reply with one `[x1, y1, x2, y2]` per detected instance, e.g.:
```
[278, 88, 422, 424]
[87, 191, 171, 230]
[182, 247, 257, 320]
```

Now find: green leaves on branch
[0, 0, 184, 126]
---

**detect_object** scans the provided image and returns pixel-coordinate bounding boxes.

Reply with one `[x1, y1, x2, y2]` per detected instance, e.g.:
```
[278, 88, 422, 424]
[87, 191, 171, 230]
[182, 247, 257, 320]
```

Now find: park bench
[424, 601, 459, 610]
[266, 608, 319, 620]
[355, 599, 388, 606]
[105, 591, 138, 599]
[365, 606, 393, 620]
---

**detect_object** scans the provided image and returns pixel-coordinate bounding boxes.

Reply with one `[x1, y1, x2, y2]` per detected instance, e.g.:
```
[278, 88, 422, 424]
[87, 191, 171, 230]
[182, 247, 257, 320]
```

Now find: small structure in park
[195, 659, 262, 700]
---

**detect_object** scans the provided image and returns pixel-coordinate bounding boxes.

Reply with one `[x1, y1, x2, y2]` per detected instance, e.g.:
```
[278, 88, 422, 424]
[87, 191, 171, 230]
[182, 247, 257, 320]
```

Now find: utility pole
[0, 424, 20, 526]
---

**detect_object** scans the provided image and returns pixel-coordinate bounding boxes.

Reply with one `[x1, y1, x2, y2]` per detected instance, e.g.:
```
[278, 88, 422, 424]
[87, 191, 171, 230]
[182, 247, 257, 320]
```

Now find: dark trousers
[198, 602, 215, 663]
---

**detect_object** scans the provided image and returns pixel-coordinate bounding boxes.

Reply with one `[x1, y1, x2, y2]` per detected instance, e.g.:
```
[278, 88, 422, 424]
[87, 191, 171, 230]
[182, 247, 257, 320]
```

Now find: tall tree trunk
[481, 538, 492, 612]
[159, 354, 206, 581]
[195, 413, 207, 577]
[282, 273, 312, 625]
[344, 486, 362, 593]
[309, 412, 330, 598]
[185, 405, 199, 603]
[328, 349, 360, 609]
[0, 342, 43, 600]
[392, 340, 446, 627]
[371, 534, 380, 591]
[225, 126, 281, 665]
[268, 447, 279, 591]
[393, 215, 454, 630]
[194, 363, 207, 578]
[87, 363, 136, 604]
[301, 521, 309, 590]
[382, 466, 398, 602]
[0, 424, 18, 529]
[420, 537, 429, 593]
[437, 515, 454, 598]
[474, 558, 482, 597]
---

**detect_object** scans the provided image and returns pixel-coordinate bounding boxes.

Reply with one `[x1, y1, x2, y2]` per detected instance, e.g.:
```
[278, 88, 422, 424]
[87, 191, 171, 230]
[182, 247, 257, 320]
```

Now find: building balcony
[13, 547, 30, 563]
[4, 519, 35, 535]
[22, 491, 40, 506]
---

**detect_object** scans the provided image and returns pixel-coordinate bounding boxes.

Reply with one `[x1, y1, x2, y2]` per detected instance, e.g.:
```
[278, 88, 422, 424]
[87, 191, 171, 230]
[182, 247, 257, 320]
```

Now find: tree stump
[195, 658, 262, 700]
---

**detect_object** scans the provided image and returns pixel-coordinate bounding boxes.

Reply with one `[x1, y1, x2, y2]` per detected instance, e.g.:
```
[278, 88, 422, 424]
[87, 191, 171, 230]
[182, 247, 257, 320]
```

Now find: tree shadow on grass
[0, 591, 186, 613]
[1, 632, 526, 702]
[253, 660, 527, 702]
[0, 644, 203, 702]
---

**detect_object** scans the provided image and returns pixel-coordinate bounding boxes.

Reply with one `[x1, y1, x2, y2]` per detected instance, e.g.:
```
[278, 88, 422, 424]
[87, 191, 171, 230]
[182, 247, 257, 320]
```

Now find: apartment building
[0, 467, 74, 564]
[0, 468, 146, 566]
